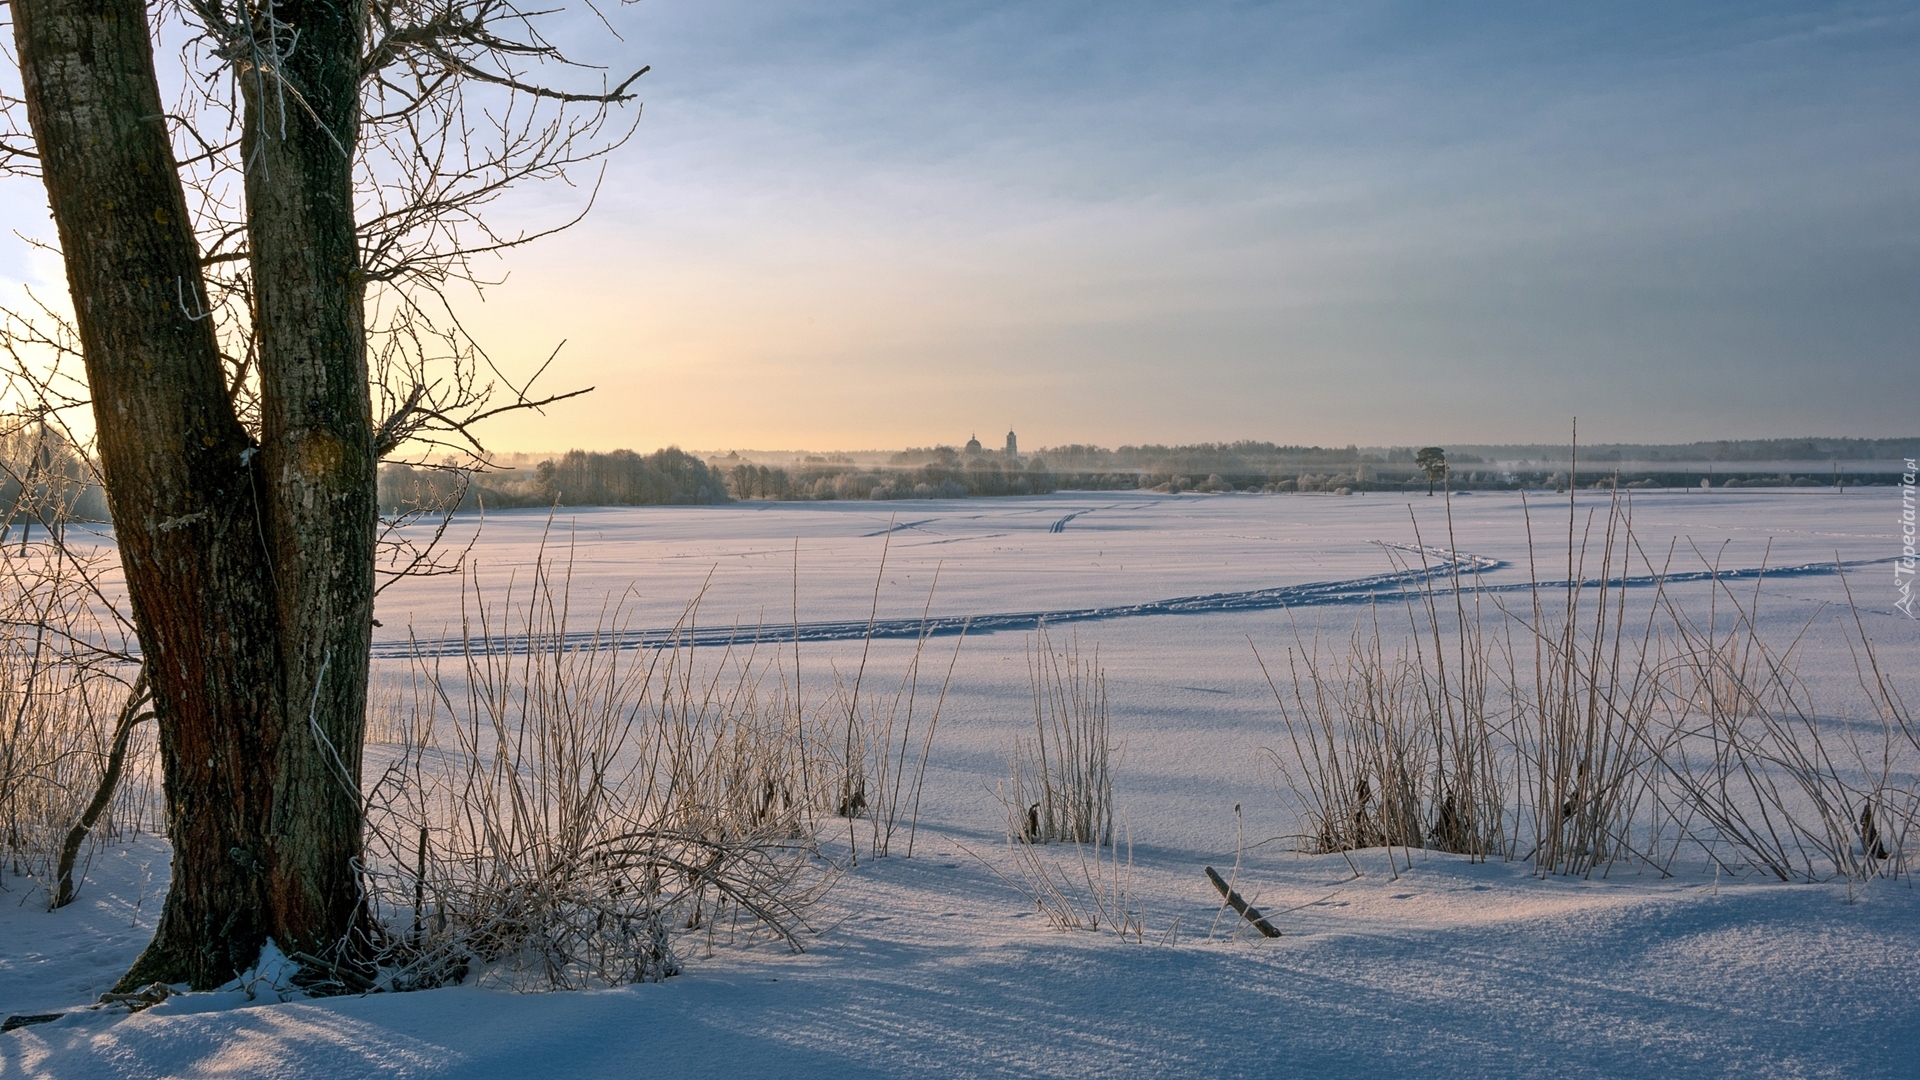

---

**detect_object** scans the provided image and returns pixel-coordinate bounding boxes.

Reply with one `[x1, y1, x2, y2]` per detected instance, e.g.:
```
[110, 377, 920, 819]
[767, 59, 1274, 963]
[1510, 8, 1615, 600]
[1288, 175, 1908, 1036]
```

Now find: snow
[5, 490, 1917, 1077]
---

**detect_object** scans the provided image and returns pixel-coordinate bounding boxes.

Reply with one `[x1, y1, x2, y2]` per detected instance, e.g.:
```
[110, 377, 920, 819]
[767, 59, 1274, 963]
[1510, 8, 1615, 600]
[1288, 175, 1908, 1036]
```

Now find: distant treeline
[1452, 437, 1920, 464]
[726, 458, 1068, 501]
[932, 441, 1487, 474]
[379, 435, 1920, 515]
[536, 449, 730, 505]
[379, 448, 728, 514]
[0, 421, 111, 525]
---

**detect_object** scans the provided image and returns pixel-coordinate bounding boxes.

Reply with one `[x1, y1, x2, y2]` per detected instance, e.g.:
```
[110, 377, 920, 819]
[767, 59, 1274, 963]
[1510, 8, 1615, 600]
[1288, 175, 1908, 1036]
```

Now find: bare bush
[358, 550, 840, 991]
[1653, 553, 1913, 883]
[0, 533, 155, 903]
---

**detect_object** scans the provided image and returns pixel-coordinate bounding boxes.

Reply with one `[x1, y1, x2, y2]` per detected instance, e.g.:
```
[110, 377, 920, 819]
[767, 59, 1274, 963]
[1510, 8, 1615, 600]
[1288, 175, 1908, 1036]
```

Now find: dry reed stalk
[866, 567, 965, 859]
[1401, 505, 1504, 859]
[798, 527, 960, 863]
[1496, 489, 1667, 876]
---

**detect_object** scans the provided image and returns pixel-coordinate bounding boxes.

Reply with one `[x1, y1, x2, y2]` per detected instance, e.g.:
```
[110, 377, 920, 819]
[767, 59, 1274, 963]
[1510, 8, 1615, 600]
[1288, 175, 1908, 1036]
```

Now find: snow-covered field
[5, 490, 1917, 1078]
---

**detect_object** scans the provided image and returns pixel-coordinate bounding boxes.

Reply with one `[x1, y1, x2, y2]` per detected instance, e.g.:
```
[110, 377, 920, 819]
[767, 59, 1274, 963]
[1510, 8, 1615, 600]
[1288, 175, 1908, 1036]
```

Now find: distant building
[965, 433, 982, 454]
[1005, 431, 1018, 460]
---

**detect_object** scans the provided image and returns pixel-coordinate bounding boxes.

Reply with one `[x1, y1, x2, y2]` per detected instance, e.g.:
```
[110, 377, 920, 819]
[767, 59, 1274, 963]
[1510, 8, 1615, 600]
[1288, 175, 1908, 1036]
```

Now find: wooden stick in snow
[1205, 865, 1283, 938]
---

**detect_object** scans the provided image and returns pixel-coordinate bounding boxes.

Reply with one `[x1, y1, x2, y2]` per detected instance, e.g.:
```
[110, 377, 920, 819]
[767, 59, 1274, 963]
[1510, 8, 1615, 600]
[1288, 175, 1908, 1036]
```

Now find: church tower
[1005, 430, 1018, 460]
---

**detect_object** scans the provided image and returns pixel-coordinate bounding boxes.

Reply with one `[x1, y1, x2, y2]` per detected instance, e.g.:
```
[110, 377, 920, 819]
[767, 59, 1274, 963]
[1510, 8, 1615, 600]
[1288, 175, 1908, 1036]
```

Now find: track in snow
[370, 553, 1890, 660]
[1045, 501, 1129, 533]
[861, 518, 938, 537]
[1047, 509, 1091, 533]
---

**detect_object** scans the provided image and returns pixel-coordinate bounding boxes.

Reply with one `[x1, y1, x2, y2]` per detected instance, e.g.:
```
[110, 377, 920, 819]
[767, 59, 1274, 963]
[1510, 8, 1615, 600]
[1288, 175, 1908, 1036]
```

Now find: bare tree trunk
[12, 0, 372, 990]
[238, 0, 377, 979]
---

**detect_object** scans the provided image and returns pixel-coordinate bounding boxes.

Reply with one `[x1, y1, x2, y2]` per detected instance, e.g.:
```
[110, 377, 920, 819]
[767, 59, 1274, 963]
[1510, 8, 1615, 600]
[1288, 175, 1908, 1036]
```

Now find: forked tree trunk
[12, 0, 374, 990]
[235, 0, 377, 983]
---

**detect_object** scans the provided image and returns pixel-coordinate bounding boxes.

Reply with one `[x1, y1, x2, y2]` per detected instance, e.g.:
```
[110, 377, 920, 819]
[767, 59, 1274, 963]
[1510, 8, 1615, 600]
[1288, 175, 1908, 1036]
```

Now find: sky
[3, 1, 1917, 452]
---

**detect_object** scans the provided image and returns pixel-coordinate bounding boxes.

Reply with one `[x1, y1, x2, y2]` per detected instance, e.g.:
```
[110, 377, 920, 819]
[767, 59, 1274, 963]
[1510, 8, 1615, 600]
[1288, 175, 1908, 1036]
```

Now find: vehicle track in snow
[1046, 501, 1131, 533]
[371, 553, 1894, 660]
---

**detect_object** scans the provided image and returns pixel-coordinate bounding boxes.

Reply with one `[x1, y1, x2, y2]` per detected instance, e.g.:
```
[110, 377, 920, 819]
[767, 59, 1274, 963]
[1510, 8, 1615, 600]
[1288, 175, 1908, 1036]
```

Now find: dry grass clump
[1498, 496, 1665, 876]
[1003, 627, 1113, 846]
[1260, 621, 1460, 857]
[0, 661, 151, 889]
[0, 414, 158, 905]
[986, 629, 1144, 941]
[1260, 520, 1508, 863]
[1265, 487, 1918, 885]
[992, 819, 1144, 941]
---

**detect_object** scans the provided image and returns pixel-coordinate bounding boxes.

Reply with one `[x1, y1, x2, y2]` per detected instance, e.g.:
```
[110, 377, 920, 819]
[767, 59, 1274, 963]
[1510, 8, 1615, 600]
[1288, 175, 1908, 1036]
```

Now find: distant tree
[537, 448, 727, 505]
[1415, 446, 1448, 495]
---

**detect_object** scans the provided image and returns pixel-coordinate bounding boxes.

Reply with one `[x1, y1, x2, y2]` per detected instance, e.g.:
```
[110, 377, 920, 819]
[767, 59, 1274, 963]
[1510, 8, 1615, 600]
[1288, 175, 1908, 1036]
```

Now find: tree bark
[238, 0, 377, 979]
[11, 0, 373, 989]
